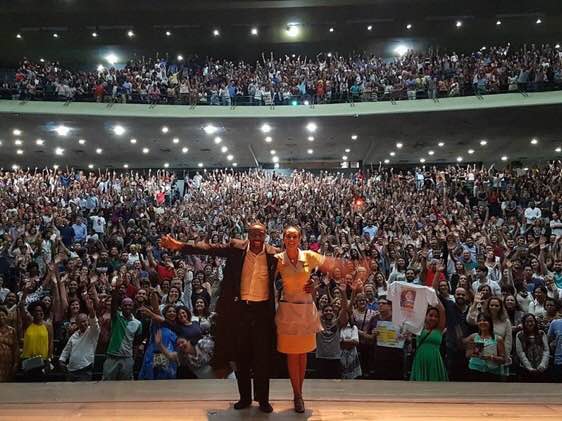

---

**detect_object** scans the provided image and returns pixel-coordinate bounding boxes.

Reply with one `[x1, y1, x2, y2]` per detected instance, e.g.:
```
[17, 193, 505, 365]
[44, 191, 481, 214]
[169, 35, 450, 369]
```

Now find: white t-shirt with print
[388, 282, 440, 335]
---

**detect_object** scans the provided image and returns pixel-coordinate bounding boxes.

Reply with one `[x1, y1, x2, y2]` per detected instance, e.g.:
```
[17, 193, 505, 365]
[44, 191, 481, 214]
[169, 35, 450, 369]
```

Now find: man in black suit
[160, 223, 278, 413]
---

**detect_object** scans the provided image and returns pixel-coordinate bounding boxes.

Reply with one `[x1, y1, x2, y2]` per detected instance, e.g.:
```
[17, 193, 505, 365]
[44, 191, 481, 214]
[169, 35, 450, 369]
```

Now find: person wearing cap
[102, 275, 142, 381]
[160, 223, 279, 413]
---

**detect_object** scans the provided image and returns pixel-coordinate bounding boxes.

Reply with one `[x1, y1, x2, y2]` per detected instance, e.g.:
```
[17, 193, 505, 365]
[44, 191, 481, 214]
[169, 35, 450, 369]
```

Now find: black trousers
[236, 301, 274, 403]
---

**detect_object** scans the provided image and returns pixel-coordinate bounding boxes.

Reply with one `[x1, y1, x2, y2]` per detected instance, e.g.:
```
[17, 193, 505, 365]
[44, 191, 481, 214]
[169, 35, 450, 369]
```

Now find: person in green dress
[410, 302, 448, 381]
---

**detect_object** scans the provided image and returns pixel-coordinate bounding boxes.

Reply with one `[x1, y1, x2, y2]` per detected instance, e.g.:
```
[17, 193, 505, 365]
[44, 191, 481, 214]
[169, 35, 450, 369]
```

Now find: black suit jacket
[181, 239, 279, 367]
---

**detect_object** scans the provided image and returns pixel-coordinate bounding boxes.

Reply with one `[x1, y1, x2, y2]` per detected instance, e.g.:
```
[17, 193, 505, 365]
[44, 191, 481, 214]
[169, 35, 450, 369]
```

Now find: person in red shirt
[146, 246, 175, 282]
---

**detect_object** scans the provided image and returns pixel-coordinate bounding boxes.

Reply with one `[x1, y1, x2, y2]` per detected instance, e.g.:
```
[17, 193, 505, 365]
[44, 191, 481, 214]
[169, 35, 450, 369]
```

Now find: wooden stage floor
[1, 379, 561, 420]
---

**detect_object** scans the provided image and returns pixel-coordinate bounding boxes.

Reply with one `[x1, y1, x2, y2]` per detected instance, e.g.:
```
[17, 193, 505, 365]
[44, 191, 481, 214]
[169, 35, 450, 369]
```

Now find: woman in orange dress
[275, 226, 365, 413]
[0, 307, 18, 382]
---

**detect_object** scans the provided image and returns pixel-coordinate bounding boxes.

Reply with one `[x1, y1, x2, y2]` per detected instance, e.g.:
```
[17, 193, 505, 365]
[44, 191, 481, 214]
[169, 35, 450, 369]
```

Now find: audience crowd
[1, 162, 562, 383]
[3, 43, 562, 106]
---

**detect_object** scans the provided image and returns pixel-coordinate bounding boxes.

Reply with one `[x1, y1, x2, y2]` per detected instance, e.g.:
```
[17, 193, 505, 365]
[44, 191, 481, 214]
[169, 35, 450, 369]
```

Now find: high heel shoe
[293, 396, 305, 413]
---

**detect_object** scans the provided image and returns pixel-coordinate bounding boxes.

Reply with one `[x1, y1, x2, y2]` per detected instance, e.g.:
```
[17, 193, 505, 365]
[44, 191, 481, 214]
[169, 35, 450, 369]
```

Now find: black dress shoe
[258, 401, 273, 413]
[294, 396, 305, 413]
[233, 399, 252, 410]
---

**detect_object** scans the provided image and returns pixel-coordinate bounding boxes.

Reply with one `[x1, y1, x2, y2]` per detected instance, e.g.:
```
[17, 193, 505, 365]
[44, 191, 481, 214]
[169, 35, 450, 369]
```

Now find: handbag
[22, 356, 45, 372]
[152, 352, 169, 369]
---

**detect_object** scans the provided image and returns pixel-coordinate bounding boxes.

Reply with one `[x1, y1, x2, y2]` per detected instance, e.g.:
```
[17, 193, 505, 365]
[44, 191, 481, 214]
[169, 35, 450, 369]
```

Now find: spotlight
[260, 123, 272, 133]
[105, 53, 119, 65]
[161, 126, 169, 133]
[92, 32, 98, 38]
[54, 125, 70, 136]
[16, 33, 22, 39]
[251, 27, 258, 36]
[456, 21, 462, 28]
[113, 125, 126, 136]
[406, 24, 412, 30]
[329, 27, 334, 33]
[367, 25, 373, 31]
[536, 18, 542, 24]
[286, 24, 300, 38]
[127, 30, 135, 38]
[53, 33, 59, 38]
[496, 20, 502, 26]
[177, 55, 184, 61]
[203, 124, 218, 135]
[213, 29, 220, 37]
[165, 31, 172, 37]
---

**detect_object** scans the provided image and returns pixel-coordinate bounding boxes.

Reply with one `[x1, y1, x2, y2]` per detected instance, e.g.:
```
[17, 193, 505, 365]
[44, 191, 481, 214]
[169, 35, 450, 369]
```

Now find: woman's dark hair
[176, 305, 192, 322]
[519, 313, 544, 355]
[161, 304, 177, 320]
[27, 301, 46, 315]
[533, 285, 547, 296]
[0, 306, 8, 316]
[476, 312, 495, 338]
[194, 297, 210, 317]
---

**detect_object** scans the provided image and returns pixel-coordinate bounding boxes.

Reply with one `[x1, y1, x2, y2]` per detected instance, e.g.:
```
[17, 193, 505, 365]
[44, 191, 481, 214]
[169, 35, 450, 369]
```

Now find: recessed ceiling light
[367, 25, 373, 31]
[274, 163, 279, 169]
[233, 162, 238, 167]
[496, 20, 502, 26]
[384, 159, 390, 164]
[164, 163, 170, 168]
[78, 139, 86, 145]
[272, 156, 279, 163]
[501, 156, 508, 161]
[468, 149, 475, 154]
[182, 147, 189, 153]
[530, 138, 538, 145]
[177, 55, 184, 61]
[36, 139, 44, 145]
[54, 125, 71, 136]
[428, 150, 435, 155]
[161, 126, 169, 133]
[351, 134, 358, 140]
[127, 30, 134, 38]
[227, 154, 234, 161]
[96, 148, 103, 154]
[456, 156, 463, 162]
[55, 147, 64, 155]
[265, 136, 272, 143]
[270, 149, 276, 155]
[172, 137, 179, 144]
[14, 139, 22, 145]
[130, 138, 137, 144]
[213, 29, 220, 37]
[480, 140, 487, 146]
[555, 147, 562, 153]
[123, 163, 129, 168]
[52, 33, 59, 38]
[16, 33, 22, 39]
[251, 27, 258, 36]
[536, 18, 542, 24]
[396, 142, 403, 149]
[204, 124, 218, 135]
[306, 122, 317, 132]
[438, 142, 445, 147]
[308, 136, 314, 142]
[142, 147, 149, 154]
[16, 149, 23, 155]
[406, 24, 412, 30]
[221, 146, 228, 153]
[198, 162, 204, 167]
[12, 129, 22, 136]
[420, 158, 426, 163]
[113, 125, 125, 136]
[260, 123, 272, 133]
[214, 136, 222, 144]
[165, 31, 171, 37]
[389, 151, 396, 156]
[342, 155, 348, 161]
[88, 164, 94, 169]
[456, 21, 462, 28]
[307, 149, 313, 154]
[329, 27, 334, 32]
[345, 148, 351, 153]
[92, 32, 98, 38]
